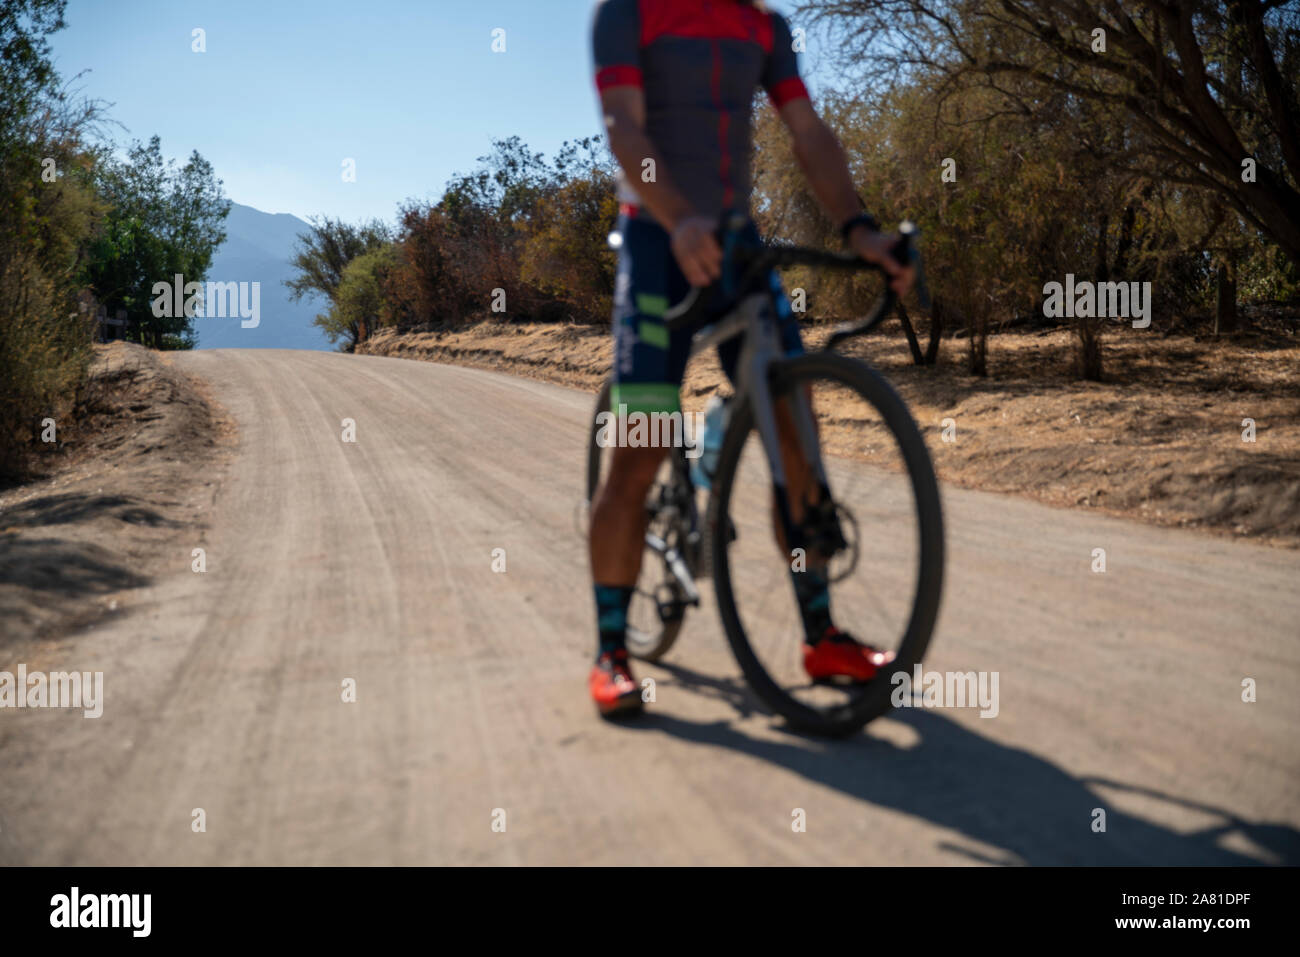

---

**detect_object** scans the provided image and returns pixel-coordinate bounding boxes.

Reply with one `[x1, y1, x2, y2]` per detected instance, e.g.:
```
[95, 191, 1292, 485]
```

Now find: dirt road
[2, 349, 1297, 865]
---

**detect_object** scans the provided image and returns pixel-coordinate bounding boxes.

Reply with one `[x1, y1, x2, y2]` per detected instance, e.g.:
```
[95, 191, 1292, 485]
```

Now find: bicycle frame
[640, 217, 926, 604]
[643, 449, 702, 608]
[590, 218, 943, 730]
[681, 288, 835, 559]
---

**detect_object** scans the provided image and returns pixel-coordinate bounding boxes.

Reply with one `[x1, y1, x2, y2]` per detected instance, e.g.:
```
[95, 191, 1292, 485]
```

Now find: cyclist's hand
[849, 226, 915, 298]
[670, 216, 723, 287]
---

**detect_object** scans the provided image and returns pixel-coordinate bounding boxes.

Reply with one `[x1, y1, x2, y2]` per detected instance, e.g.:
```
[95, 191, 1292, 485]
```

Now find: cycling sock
[790, 568, 833, 641]
[594, 584, 635, 657]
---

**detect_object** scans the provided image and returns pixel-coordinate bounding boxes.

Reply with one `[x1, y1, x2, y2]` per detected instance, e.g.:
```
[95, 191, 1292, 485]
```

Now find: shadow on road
[633, 660, 1300, 865]
[0, 492, 164, 644]
[2, 491, 177, 529]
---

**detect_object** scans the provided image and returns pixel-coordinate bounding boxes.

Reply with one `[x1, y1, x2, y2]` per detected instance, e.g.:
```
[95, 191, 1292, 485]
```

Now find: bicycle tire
[709, 352, 945, 735]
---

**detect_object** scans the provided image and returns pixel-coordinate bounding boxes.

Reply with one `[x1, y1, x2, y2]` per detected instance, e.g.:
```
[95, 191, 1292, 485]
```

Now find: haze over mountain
[197, 203, 331, 350]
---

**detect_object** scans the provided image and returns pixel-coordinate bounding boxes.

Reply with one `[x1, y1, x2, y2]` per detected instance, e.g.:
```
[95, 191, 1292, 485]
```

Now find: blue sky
[50, 0, 838, 226]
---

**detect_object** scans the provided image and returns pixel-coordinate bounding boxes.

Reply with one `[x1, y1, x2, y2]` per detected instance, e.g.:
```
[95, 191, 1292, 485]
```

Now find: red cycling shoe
[589, 649, 644, 716]
[803, 627, 895, 682]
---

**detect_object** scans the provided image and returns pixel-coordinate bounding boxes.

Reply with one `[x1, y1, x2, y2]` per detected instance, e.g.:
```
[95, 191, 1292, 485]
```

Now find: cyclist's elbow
[791, 121, 842, 173]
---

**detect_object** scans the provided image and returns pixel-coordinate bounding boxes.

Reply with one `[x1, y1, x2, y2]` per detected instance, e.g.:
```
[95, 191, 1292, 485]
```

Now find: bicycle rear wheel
[585, 380, 690, 662]
[709, 352, 944, 735]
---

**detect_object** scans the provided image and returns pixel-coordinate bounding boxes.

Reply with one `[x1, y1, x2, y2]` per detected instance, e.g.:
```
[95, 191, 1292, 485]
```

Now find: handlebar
[662, 216, 931, 349]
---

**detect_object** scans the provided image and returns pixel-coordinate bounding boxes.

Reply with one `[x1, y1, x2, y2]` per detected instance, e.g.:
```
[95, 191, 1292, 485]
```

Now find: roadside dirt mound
[360, 320, 614, 393]
[0, 342, 233, 643]
[360, 319, 1300, 547]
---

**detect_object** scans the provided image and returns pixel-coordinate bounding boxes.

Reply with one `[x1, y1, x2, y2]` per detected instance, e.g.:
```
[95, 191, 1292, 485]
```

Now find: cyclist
[588, 0, 916, 715]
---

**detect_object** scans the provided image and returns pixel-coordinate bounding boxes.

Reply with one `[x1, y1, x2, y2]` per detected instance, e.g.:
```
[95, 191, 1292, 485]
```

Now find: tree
[385, 136, 617, 328]
[518, 139, 619, 320]
[285, 215, 390, 307]
[0, 0, 105, 478]
[441, 135, 553, 227]
[84, 136, 231, 348]
[317, 245, 398, 350]
[0, 0, 66, 147]
[799, 0, 1300, 264]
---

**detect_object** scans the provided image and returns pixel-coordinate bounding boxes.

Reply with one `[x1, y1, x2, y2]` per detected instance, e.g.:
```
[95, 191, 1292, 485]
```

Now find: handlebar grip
[887, 221, 931, 309]
[889, 236, 912, 269]
[889, 220, 920, 269]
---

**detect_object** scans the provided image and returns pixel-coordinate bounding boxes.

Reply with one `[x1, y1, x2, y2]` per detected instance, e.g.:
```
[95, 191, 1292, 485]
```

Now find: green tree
[285, 215, 390, 309]
[317, 245, 398, 350]
[441, 135, 553, 226]
[85, 136, 231, 348]
[0, 0, 104, 479]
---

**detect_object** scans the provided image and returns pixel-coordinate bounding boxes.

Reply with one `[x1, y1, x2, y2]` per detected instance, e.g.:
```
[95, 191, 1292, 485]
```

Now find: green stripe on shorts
[635, 293, 669, 317]
[609, 383, 680, 415]
[637, 320, 669, 350]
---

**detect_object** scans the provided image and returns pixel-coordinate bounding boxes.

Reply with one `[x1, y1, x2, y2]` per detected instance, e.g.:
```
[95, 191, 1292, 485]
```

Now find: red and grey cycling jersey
[592, 0, 809, 218]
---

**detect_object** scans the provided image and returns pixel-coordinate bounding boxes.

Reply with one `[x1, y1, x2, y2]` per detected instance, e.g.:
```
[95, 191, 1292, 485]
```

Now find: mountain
[195, 203, 332, 350]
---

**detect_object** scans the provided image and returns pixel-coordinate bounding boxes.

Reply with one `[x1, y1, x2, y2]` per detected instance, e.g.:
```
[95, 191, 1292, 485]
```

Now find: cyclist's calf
[589, 443, 671, 586]
[774, 392, 819, 543]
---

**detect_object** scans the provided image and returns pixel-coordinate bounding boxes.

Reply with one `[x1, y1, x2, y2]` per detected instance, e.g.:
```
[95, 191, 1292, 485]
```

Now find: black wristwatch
[839, 211, 881, 243]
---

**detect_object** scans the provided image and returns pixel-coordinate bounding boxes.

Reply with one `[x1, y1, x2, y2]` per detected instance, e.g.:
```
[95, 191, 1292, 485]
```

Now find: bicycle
[585, 215, 944, 736]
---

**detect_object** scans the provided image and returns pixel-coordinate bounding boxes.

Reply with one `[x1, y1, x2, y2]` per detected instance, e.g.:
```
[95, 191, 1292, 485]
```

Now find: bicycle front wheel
[709, 352, 944, 735]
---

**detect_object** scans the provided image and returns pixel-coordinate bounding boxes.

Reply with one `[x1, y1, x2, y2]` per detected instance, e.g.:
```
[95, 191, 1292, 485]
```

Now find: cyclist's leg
[589, 215, 692, 658]
[766, 268, 817, 536]
[715, 222, 814, 520]
[753, 274, 890, 672]
[717, 263, 834, 640]
[773, 386, 819, 543]
[715, 258, 815, 523]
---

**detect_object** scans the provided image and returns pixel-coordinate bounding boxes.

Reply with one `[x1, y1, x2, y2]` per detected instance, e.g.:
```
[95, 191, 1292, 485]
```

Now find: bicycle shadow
[632, 661, 1300, 865]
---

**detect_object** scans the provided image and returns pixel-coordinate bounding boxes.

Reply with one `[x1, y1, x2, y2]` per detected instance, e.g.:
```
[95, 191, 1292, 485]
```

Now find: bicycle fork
[738, 306, 842, 563]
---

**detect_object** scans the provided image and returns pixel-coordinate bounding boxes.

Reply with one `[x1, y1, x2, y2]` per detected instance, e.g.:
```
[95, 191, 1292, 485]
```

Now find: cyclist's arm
[780, 100, 914, 295]
[760, 15, 860, 232]
[764, 13, 912, 295]
[593, 0, 720, 284]
[597, 88, 691, 237]
[778, 99, 865, 240]
[598, 87, 721, 286]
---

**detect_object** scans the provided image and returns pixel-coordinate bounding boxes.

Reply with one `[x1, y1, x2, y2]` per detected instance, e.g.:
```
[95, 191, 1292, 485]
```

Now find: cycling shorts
[610, 213, 804, 415]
